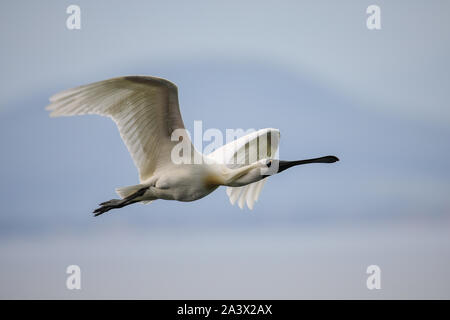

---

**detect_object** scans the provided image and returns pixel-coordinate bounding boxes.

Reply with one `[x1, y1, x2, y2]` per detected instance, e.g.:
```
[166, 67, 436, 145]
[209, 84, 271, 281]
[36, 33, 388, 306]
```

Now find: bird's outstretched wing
[46, 76, 191, 182]
[207, 128, 280, 209]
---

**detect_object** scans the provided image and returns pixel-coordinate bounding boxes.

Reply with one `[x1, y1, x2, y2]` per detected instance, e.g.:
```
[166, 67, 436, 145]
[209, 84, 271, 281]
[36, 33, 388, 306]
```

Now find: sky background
[0, 0, 449, 299]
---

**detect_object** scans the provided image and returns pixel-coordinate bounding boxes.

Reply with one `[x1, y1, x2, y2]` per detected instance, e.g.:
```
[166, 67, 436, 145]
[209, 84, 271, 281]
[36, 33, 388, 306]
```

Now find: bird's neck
[220, 163, 260, 187]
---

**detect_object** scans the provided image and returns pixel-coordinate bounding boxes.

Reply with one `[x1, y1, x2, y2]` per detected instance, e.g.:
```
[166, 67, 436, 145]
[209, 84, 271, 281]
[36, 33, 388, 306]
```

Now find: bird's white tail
[115, 184, 146, 199]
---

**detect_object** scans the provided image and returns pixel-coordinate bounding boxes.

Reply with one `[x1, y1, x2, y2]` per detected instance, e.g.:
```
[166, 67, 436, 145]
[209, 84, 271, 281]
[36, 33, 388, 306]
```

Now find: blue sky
[0, 1, 449, 298]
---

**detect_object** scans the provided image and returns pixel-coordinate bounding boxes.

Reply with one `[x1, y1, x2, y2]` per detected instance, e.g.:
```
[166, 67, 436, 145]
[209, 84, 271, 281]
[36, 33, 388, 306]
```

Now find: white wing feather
[209, 128, 280, 210]
[46, 76, 192, 183]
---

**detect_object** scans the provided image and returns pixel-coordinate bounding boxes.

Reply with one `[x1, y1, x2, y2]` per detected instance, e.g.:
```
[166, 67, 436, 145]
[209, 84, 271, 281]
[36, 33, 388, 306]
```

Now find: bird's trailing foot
[93, 187, 149, 217]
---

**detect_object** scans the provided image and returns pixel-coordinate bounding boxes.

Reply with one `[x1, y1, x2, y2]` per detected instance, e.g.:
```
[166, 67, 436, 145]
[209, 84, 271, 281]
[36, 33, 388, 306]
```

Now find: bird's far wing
[225, 178, 268, 210]
[207, 128, 280, 210]
[46, 76, 192, 182]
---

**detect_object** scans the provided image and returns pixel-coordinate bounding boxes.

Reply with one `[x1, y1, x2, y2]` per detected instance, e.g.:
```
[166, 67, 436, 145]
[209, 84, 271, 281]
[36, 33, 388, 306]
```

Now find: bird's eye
[266, 160, 272, 168]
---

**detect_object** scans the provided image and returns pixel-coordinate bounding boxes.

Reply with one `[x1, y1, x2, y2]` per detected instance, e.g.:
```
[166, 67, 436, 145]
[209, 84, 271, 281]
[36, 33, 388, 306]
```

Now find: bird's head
[259, 155, 339, 177]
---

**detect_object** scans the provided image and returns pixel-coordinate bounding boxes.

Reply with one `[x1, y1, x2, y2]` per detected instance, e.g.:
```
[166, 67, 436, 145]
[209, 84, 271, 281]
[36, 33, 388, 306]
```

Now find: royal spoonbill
[46, 76, 339, 216]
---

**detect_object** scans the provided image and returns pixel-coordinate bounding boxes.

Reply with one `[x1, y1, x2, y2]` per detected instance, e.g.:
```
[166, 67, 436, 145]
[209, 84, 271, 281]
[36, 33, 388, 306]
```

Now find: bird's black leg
[93, 187, 149, 217]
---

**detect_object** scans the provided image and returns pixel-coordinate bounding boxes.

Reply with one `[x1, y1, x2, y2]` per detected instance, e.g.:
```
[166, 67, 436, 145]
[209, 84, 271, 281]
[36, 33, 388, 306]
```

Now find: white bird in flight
[46, 76, 338, 216]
